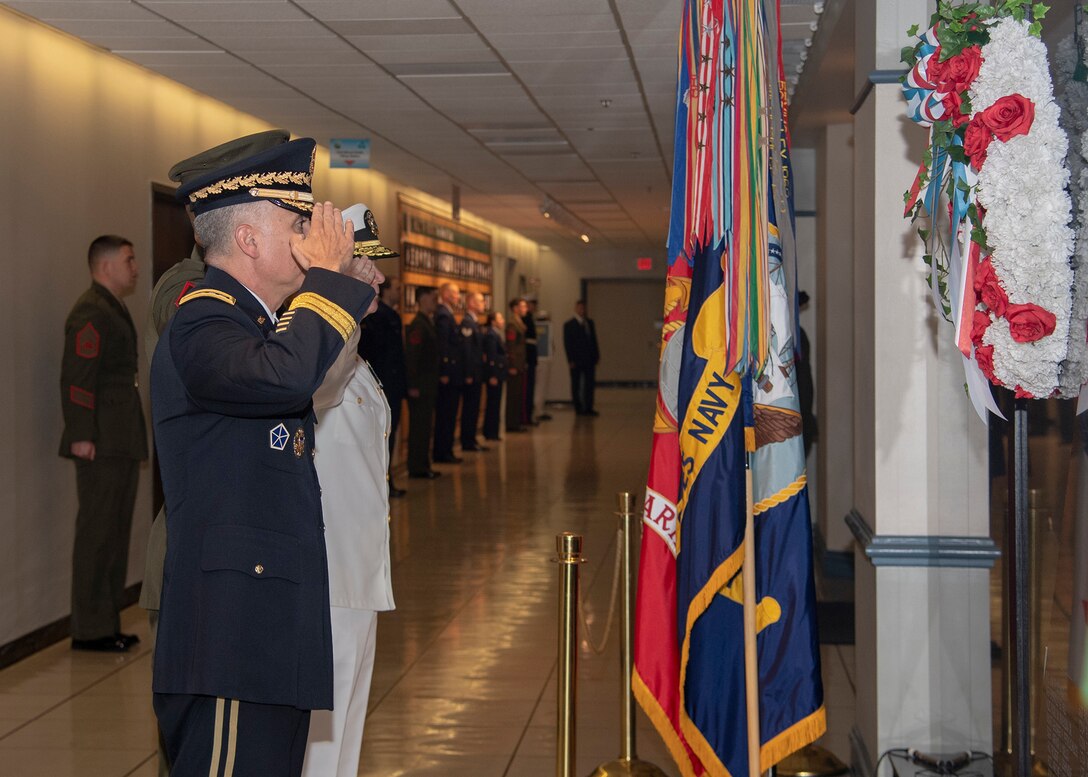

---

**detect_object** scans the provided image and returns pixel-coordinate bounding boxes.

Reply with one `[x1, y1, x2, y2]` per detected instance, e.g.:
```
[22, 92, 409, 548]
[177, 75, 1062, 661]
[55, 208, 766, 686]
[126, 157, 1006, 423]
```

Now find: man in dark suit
[482, 311, 507, 441]
[433, 282, 463, 463]
[60, 234, 148, 653]
[359, 277, 408, 496]
[151, 138, 378, 777]
[459, 291, 487, 452]
[405, 286, 441, 478]
[505, 298, 529, 433]
[563, 299, 600, 416]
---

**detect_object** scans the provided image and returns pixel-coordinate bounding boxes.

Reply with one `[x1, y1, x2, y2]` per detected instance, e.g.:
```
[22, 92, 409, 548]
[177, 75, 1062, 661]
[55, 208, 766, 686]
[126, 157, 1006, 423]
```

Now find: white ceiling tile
[90, 35, 219, 51]
[33, 19, 184, 37]
[488, 30, 622, 49]
[367, 48, 498, 66]
[456, 0, 608, 17]
[471, 13, 617, 35]
[343, 32, 489, 53]
[142, 1, 310, 21]
[327, 17, 471, 36]
[295, 0, 458, 20]
[181, 19, 328, 38]
[503, 45, 626, 64]
[3, 1, 157, 21]
[241, 48, 369, 65]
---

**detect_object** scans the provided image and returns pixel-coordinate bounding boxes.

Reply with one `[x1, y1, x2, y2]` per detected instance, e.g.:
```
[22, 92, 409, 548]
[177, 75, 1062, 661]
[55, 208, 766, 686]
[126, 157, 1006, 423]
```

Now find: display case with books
[398, 197, 493, 322]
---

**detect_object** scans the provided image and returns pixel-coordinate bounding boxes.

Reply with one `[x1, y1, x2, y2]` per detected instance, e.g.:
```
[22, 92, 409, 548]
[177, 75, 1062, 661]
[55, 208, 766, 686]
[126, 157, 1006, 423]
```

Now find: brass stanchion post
[557, 532, 584, 777]
[590, 493, 668, 777]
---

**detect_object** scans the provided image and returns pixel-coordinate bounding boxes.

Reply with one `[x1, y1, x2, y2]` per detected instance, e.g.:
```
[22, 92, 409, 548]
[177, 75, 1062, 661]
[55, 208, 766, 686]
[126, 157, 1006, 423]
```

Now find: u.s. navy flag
[634, 0, 824, 775]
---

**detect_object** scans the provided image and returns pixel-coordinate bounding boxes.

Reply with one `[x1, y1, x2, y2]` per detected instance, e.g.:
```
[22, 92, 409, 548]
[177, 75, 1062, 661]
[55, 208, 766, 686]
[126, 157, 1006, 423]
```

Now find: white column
[816, 123, 855, 555]
[850, 0, 994, 771]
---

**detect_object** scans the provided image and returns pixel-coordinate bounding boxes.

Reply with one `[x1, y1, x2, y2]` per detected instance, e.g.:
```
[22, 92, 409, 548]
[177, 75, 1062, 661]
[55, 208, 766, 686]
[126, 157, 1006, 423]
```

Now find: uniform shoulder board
[178, 289, 237, 307]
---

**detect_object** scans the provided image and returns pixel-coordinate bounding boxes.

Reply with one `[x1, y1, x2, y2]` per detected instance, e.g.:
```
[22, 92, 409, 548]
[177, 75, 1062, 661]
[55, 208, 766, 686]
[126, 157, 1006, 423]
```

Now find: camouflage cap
[168, 129, 291, 184]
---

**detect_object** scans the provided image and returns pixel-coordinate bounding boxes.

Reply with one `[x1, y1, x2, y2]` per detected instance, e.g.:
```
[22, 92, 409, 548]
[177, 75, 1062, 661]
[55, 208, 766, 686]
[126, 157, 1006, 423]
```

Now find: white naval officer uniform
[302, 329, 395, 777]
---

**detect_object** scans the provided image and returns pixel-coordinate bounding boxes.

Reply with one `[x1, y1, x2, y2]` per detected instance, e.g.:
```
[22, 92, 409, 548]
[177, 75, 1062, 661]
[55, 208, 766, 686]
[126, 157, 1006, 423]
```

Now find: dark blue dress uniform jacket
[435, 304, 463, 385]
[150, 265, 374, 710]
[459, 314, 483, 384]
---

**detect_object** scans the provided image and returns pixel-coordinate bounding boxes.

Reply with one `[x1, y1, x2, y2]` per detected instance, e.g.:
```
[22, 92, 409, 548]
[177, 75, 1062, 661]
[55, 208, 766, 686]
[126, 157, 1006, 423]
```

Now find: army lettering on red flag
[75, 322, 100, 359]
[644, 488, 679, 556]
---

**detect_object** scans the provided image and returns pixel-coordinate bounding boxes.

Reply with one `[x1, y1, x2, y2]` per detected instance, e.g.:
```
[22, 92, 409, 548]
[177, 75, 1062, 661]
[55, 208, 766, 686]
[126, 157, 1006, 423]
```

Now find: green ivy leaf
[1028, 20, 1042, 36]
[908, 23, 920, 36]
[1032, 3, 1049, 20]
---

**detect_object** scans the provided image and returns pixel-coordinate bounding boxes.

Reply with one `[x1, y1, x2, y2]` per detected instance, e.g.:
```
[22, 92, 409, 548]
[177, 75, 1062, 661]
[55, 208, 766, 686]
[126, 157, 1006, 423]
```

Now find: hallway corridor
[0, 388, 854, 776]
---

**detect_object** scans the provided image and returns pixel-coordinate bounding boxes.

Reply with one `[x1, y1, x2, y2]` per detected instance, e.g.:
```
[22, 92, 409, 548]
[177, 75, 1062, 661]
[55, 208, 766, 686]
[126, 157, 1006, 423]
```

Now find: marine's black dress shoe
[434, 455, 463, 464]
[389, 485, 407, 498]
[116, 632, 140, 648]
[484, 436, 502, 441]
[72, 635, 130, 653]
[462, 444, 490, 452]
[537, 414, 553, 421]
[409, 470, 441, 479]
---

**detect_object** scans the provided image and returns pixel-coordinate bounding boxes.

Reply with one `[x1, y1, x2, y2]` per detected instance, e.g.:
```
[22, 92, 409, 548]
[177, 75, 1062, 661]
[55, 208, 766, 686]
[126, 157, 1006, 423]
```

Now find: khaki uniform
[60, 282, 148, 640]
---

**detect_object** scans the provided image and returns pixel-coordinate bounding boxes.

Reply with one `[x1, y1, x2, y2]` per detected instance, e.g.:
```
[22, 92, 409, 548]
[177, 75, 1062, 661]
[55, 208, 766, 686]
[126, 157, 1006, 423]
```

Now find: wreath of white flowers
[903, 5, 1088, 413]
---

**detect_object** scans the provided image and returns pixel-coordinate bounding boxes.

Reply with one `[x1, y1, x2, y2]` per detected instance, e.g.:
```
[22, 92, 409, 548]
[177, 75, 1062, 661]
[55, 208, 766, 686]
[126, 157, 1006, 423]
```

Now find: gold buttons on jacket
[254, 564, 264, 575]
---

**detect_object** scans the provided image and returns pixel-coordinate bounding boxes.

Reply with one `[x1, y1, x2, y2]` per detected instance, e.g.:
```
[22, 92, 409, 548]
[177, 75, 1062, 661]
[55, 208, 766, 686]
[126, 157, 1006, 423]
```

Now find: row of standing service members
[377, 282, 531, 480]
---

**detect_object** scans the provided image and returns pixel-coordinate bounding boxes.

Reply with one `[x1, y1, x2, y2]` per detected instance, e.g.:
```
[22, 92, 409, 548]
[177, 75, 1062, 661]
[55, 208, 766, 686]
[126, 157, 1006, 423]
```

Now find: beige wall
[0, 7, 540, 646]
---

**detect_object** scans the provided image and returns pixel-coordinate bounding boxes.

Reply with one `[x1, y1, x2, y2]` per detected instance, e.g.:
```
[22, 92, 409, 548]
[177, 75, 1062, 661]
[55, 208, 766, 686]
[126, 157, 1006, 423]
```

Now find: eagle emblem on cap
[365, 209, 379, 239]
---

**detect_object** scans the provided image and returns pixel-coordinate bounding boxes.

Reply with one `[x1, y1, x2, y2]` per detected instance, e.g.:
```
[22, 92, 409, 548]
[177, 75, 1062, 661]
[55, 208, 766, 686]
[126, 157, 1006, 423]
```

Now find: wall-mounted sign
[329, 138, 370, 168]
[637, 257, 653, 271]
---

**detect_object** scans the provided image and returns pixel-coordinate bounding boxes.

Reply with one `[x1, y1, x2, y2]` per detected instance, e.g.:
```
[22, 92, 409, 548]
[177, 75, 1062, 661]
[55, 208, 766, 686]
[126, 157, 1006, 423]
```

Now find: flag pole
[744, 447, 761, 777]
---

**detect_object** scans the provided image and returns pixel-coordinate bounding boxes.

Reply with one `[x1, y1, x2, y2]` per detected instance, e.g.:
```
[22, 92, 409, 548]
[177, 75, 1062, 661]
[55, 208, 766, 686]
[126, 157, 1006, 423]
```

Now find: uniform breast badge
[270, 423, 289, 451]
[293, 428, 306, 458]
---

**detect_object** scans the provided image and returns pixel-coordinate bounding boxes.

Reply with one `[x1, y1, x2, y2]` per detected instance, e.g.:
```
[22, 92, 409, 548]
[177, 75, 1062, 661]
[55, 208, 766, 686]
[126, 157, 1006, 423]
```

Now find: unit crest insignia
[293, 428, 306, 458]
[365, 209, 379, 239]
[270, 423, 289, 451]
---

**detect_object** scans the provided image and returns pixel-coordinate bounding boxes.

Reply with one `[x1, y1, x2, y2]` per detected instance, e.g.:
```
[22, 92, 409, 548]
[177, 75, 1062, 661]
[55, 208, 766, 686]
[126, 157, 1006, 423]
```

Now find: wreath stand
[1005, 399, 1032, 777]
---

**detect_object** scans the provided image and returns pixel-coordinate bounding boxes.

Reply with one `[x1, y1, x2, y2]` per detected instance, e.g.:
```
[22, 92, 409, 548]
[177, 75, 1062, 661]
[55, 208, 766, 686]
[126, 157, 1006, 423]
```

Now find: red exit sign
[636, 257, 653, 271]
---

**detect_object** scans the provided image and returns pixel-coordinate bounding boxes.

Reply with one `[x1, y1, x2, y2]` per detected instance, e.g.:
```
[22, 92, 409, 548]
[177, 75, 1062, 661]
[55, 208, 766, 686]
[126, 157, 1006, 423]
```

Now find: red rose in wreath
[941, 90, 970, 128]
[973, 258, 1008, 317]
[974, 344, 997, 382]
[933, 46, 984, 94]
[1005, 302, 1057, 343]
[980, 94, 1035, 142]
[963, 116, 993, 169]
[970, 309, 992, 345]
[1014, 385, 1035, 399]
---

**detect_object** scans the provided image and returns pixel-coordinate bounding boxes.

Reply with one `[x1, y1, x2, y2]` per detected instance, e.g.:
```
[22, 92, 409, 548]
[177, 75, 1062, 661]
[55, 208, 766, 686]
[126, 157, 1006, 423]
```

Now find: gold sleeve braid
[286, 292, 356, 342]
[178, 289, 237, 306]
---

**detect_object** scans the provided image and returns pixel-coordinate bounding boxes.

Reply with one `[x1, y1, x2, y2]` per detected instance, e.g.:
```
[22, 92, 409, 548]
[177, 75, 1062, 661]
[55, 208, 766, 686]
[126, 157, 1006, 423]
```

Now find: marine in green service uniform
[60, 234, 148, 652]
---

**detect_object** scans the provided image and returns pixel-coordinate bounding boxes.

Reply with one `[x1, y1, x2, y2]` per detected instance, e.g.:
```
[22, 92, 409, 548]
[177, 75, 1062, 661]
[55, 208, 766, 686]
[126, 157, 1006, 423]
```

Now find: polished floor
[0, 388, 855, 776]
